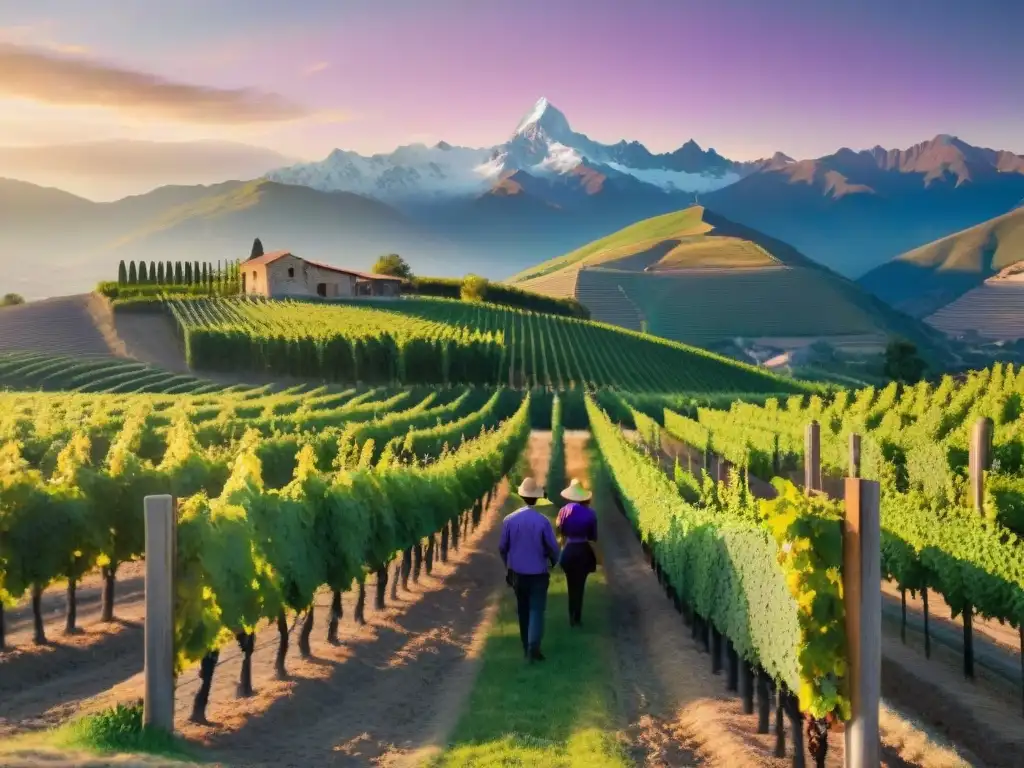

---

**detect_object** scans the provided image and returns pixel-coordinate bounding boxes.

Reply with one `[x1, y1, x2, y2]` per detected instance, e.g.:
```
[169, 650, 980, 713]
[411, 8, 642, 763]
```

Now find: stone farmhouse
[243, 251, 402, 299]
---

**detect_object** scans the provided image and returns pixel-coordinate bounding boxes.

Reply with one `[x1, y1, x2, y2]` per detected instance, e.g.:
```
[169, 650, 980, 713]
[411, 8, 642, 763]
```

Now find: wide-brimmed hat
[517, 477, 544, 498]
[561, 479, 592, 502]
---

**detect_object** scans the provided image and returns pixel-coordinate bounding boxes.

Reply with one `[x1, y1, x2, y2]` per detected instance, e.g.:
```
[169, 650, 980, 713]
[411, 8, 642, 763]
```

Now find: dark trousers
[512, 572, 550, 653]
[564, 569, 589, 625]
[560, 542, 596, 626]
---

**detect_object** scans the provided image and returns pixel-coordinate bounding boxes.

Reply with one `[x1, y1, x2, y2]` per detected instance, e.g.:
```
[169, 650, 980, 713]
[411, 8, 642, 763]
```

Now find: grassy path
[431, 431, 630, 768]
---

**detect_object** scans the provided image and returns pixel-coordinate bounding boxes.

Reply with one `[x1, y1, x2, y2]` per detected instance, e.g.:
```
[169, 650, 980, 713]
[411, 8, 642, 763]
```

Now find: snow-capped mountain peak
[265, 97, 748, 203]
[515, 96, 551, 133]
[513, 97, 573, 142]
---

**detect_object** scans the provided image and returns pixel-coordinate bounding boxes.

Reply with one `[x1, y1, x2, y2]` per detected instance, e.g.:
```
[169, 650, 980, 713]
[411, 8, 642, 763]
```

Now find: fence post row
[144, 494, 176, 733]
[843, 469, 882, 768]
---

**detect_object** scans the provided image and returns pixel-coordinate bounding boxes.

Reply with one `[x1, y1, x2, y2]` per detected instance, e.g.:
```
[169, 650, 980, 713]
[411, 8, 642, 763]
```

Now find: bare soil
[113, 309, 188, 373]
[0, 481, 511, 767]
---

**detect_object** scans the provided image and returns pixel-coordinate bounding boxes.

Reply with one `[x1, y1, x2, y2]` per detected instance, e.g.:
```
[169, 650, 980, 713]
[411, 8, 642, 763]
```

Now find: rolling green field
[168, 294, 803, 394]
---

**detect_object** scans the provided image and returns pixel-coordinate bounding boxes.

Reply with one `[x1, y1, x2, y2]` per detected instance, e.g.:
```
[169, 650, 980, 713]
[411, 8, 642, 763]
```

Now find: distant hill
[0, 139, 295, 201]
[702, 135, 1024, 278]
[858, 207, 1024, 317]
[511, 206, 950, 361]
[856, 208, 1024, 340]
[0, 178, 467, 301]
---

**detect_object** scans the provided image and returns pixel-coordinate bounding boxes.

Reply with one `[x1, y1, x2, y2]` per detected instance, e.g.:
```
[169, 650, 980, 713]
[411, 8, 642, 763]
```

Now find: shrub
[461, 274, 489, 303]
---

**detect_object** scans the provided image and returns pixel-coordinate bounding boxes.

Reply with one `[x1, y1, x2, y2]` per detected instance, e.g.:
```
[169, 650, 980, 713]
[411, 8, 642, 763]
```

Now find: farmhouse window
[288, 267, 295, 278]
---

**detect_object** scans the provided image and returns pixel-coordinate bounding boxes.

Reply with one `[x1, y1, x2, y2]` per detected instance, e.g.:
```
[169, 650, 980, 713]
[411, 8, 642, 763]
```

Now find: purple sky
[1, 0, 1022, 162]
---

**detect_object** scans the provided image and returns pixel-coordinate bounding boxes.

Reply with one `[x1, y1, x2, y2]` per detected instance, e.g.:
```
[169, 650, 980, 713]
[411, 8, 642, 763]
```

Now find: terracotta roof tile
[246, 250, 292, 266]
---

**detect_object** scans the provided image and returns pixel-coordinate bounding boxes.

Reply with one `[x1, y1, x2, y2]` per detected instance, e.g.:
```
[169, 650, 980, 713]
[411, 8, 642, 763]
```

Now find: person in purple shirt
[499, 477, 560, 662]
[556, 479, 598, 627]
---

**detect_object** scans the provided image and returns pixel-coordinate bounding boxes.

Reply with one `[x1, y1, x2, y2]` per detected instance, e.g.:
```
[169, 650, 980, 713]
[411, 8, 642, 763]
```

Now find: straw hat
[517, 477, 544, 498]
[561, 479, 592, 502]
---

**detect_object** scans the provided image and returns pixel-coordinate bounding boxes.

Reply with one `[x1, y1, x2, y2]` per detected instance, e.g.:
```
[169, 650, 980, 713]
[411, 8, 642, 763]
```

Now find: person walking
[556, 479, 598, 628]
[499, 477, 560, 662]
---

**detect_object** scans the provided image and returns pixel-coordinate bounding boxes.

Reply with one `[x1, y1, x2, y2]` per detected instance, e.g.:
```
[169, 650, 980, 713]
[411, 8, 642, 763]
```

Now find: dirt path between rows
[0, 563, 148, 738]
[0, 469, 516, 767]
[584, 428, 780, 767]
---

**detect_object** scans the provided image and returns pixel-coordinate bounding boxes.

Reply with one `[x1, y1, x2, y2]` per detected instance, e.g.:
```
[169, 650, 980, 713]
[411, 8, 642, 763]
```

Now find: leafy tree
[117, 260, 128, 285]
[250, 238, 264, 261]
[460, 274, 489, 303]
[372, 253, 413, 280]
[884, 340, 927, 384]
[138, 261, 149, 283]
[128, 261, 138, 284]
[1, 293, 25, 307]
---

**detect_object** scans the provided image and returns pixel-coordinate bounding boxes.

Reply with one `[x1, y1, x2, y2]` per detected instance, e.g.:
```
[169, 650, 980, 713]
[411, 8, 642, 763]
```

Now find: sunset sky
[1, 0, 1022, 195]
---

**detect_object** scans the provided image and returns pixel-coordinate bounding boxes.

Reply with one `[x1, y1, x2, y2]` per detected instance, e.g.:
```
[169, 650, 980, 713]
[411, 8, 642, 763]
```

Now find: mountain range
[266, 98, 1024, 279]
[267, 97, 749, 203]
[3, 97, 1023, 321]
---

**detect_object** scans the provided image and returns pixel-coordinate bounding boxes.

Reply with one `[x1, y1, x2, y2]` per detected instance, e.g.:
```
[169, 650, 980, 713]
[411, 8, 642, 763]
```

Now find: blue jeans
[512, 572, 549, 652]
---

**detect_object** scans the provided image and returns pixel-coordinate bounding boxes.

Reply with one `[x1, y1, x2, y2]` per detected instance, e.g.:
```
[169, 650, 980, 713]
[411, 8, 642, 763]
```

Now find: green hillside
[169, 295, 806, 395]
[859, 207, 1024, 318]
[0, 350, 233, 394]
[511, 206, 949, 360]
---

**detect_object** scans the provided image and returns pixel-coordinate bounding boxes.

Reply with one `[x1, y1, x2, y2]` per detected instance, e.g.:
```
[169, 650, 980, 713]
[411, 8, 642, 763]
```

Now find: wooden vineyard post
[144, 495, 176, 733]
[969, 417, 992, 515]
[843, 477, 881, 768]
[805, 421, 821, 494]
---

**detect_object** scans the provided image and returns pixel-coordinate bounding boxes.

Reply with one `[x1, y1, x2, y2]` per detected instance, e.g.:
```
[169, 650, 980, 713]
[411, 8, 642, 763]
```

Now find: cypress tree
[201, 262, 208, 289]
[165, 261, 173, 285]
[117, 260, 127, 285]
[184, 262, 193, 285]
[139, 261, 148, 283]
[149, 261, 158, 284]
[250, 238, 264, 260]
[157, 262, 165, 283]
[194, 261, 201, 286]
[174, 261, 183, 284]
[128, 261, 138, 284]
